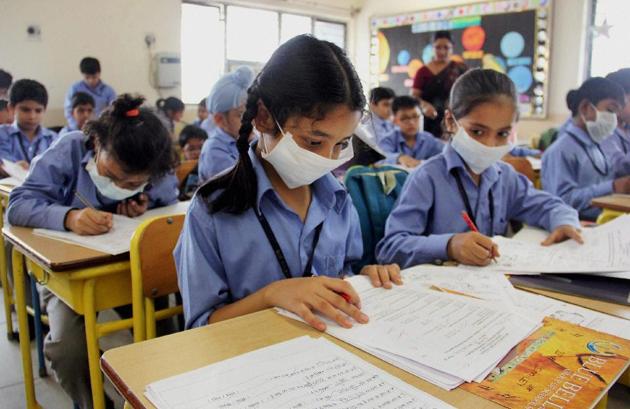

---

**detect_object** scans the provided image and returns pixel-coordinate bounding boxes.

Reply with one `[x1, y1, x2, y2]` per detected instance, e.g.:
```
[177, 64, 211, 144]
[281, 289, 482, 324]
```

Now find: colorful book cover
[461, 318, 630, 409]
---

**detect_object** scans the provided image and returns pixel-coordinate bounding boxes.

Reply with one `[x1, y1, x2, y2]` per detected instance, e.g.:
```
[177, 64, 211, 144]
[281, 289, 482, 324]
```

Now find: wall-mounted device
[153, 52, 181, 89]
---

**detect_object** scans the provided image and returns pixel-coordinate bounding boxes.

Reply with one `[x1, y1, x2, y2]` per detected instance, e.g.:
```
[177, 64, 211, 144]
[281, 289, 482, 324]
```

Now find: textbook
[461, 318, 630, 409]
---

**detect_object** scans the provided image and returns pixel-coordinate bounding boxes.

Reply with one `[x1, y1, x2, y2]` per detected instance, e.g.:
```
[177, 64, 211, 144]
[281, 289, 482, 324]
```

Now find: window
[588, 0, 630, 77]
[281, 13, 312, 44]
[226, 6, 279, 63]
[314, 20, 346, 50]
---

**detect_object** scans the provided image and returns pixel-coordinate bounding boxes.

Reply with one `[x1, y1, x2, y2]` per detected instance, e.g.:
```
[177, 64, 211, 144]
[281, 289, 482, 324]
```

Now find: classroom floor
[0, 290, 629, 409]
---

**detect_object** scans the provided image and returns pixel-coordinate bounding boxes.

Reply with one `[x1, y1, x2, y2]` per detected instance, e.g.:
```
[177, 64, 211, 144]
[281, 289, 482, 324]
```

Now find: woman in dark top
[412, 30, 467, 138]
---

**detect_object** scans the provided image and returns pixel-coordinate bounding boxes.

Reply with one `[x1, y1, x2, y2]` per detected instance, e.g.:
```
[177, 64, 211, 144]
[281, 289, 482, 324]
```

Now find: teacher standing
[412, 30, 467, 138]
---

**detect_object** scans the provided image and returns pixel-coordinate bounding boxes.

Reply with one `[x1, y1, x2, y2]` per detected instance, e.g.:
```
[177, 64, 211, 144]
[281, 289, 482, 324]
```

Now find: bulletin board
[369, 0, 552, 118]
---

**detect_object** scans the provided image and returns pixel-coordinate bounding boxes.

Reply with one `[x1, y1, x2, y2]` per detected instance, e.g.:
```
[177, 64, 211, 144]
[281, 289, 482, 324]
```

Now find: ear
[578, 99, 594, 120]
[213, 112, 226, 128]
[443, 110, 457, 134]
[7, 103, 15, 115]
[254, 99, 276, 134]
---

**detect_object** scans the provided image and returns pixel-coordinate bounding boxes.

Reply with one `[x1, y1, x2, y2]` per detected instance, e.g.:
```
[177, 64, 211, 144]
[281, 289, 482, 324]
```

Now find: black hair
[606, 69, 630, 95]
[392, 95, 420, 114]
[71, 92, 95, 110]
[198, 98, 207, 108]
[84, 94, 175, 178]
[0, 100, 7, 111]
[156, 97, 185, 114]
[80, 57, 101, 75]
[565, 77, 625, 117]
[0, 70, 12, 89]
[199, 34, 365, 214]
[369, 87, 395, 104]
[9, 79, 48, 107]
[179, 125, 208, 148]
[449, 68, 517, 120]
[434, 30, 452, 43]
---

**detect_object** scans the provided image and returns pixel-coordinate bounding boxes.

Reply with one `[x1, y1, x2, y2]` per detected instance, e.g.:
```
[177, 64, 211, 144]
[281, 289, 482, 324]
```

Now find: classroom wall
[0, 0, 182, 127]
[352, 0, 590, 142]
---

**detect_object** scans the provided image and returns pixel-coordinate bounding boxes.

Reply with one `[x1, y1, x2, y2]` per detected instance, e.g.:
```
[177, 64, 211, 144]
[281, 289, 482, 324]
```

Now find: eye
[498, 131, 511, 138]
[469, 129, 484, 137]
[337, 139, 350, 149]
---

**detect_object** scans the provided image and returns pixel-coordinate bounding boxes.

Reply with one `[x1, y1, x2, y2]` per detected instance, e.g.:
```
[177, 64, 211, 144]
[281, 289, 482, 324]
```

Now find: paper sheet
[525, 156, 541, 170]
[1, 159, 28, 182]
[0, 176, 23, 187]
[144, 336, 455, 409]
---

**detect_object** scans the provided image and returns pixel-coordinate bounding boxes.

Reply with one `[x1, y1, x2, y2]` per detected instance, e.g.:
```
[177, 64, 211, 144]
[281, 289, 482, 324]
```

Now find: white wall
[0, 0, 182, 126]
[352, 0, 590, 141]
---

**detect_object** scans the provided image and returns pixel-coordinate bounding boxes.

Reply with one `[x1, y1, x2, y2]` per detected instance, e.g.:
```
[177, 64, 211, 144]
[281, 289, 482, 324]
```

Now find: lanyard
[617, 131, 629, 155]
[567, 131, 609, 176]
[16, 134, 33, 163]
[450, 168, 494, 235]
[255, 209, 323, 279]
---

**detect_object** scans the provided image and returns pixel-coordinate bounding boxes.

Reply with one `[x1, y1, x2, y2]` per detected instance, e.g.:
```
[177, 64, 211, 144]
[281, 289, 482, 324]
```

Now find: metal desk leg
[29, 276, 47, 378]
[83, 279, 106, 409]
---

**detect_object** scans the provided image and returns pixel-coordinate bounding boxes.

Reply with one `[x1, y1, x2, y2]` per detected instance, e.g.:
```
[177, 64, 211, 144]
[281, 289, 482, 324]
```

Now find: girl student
[175, 34, 400, 332]
[156, 96, 185, 134]
[376, 69, 582, 268]
[542, 77, 630, 221]
[7, 94, 179, 408]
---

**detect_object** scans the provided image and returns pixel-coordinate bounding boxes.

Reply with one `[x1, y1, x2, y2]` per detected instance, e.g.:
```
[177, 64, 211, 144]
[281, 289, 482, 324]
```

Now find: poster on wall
[370, 0, 551, 118]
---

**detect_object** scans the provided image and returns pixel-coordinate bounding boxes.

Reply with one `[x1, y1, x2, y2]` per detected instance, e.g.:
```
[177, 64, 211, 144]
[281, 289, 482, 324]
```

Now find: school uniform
[64, 80, 116, 128]
[198, 127, 239, 181]
[200, 116, 217, 135]
[378, 128, 444, 164]
[0, 121, 58, 163]
[600, 127, 630, 177]
[175, 146, 363, 329]
[542, 121, 614, 221]
[376, 143, 579, 268]
[509, 146, 541, 157]
[58, 124, 79, 137]
[156, 110, 175, 134]
[365, 114, 395, 143]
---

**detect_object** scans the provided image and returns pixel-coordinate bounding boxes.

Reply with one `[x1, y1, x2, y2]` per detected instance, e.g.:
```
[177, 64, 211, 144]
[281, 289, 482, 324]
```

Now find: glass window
[314, 20, 346, 50]
[588, 0, 630, 77]
[226, 6, 279, 62]
[281, 13, 312, 44]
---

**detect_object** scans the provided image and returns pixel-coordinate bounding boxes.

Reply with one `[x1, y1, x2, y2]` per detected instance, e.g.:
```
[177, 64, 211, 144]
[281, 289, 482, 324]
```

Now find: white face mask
[583, 104, 618, 144]
[260, 123, 354, 189]
[451, 121, 512, 175]
[85, 157, 147, 201]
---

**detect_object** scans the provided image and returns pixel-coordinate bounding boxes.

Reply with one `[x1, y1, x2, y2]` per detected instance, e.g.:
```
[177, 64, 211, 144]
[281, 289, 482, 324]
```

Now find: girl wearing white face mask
[377, 69, 582, 268]
[176, 35, 401, 333]
[542, 77, 630, 221]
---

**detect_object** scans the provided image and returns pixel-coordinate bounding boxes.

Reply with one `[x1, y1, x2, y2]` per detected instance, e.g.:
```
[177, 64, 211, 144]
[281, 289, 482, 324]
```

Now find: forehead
[458, 99, 516, 129]
[394, 106, 420, 115]
[74, 103, 94, 110]
[287, 106, 361, 140]
[15, 100, 45, 110]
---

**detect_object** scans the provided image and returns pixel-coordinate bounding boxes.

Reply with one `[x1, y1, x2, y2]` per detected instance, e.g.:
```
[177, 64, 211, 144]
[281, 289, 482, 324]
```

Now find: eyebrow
[311, 129, 332, 138]
[468, 122, 513, 131]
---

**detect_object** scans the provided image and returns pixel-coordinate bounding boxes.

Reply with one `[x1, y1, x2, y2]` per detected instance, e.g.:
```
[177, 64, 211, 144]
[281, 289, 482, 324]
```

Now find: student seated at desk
[376, 69, 582, 268]
[193, 97, 209, 126]
[542, 77, 630, 221]
[198, 66, 255, 181]
[156, 96, 185, 135]
[59, 92, 95, 136]
[0, 79, 57, 171]
[378, 96, 444, 168]
[601, 68, 630, 177]
[176, 35, 400, 333]
[7, 94, 178, 409]
[365, 86, 395, 143]
[178, 124, 208, 200]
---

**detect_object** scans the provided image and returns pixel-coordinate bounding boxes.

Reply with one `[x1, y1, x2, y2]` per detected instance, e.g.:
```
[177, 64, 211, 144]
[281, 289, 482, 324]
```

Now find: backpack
[344, 165, 409, 272]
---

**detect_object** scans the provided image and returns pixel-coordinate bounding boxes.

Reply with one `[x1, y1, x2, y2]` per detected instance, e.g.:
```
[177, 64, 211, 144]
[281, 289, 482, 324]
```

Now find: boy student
[366, 86, 396, 142]
[194, 98, 209, 126]
[378, 96, 444, 168]
[178, 125, 208, 200]
[64, 57, 116, 128]
[0, 69, 13, 99]
[0, 79, 57, 169]
[59, 92, 95, 136]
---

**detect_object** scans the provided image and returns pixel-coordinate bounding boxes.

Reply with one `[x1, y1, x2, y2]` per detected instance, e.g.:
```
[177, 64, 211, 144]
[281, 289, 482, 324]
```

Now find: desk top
[3, 225, 126, 271]
[101, 309, 503, 409]
[592, 194, 630, 213]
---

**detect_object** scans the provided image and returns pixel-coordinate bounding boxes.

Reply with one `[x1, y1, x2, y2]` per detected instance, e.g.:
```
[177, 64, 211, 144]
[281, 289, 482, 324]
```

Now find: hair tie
[125, 109, 140, 117]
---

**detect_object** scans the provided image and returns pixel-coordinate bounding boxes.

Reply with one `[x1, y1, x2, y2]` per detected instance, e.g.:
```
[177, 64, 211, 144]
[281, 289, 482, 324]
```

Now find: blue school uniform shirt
[378, 129, 444, 164]
[600, 127, 630, 178]
[376, 143, 579, 268]
[59, 124, 79, 137]
[509, 146, 541, 157]
[64, 80, 116, 128]
[7, 131, 179, 231]
[175, 147, 363, 329]
[198, 127, 239, 182]
[200, 117, 217, 135]
[365, 114, 396, 143]
[0, 121, 58, 163]
[541, 121, 614, 221]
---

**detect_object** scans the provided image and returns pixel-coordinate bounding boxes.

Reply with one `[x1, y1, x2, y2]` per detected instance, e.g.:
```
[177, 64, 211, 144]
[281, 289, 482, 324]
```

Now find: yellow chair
[596, 209, 624, 225]
[130, 214, 185, 342]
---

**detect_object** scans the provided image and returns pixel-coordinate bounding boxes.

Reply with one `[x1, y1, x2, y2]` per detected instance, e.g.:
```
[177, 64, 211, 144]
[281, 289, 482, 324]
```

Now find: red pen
[460, 211, 497, 263]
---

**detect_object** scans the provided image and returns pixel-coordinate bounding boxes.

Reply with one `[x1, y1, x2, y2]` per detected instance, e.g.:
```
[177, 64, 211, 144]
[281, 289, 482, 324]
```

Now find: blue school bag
[344, 165, 409, 272]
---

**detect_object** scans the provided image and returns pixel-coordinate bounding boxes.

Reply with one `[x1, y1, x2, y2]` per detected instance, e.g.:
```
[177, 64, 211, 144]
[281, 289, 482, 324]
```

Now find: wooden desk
[4, 226, 132, 409]
[592, 194, 630, 213]
[101, 309, 505, 409]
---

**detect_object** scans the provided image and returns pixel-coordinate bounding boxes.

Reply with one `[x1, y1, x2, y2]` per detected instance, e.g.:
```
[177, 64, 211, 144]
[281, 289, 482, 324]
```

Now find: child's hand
[16, 160, 29, 170]
[117, 193, 149, 217]
[265, 276, 368, 331]
[398, 155, 422, 168]
[360, 264, 402, 289]
[447, 232, 499, 266]
[65, 208, 113, 235]
[541, 225, 583, 246]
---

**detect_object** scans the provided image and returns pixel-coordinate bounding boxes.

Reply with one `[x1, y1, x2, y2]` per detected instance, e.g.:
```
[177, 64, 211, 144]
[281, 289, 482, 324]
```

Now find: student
[378, 95, 443, 168]
[7, 94, 178, 408]
[366, 86, 396, 142]
[59, 92, 95, 136]
[542, 77, 630, 221]
[0, 99, 12, 125]
[601, 68, 630, 177]
[178, 125, 208, 200]
[193, 98, 209, 126]
[198, 66, 255, 181]
[156, 96, 185, 134]
[176, 35, 400, 332]
[0, 69, 12, 99]
[376, 69, 582, 268]
[64, 57, 116, 128]
[0, 79, 57, 168]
